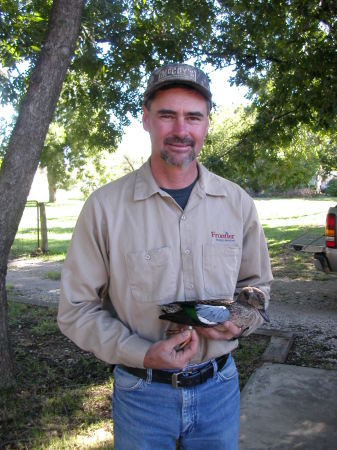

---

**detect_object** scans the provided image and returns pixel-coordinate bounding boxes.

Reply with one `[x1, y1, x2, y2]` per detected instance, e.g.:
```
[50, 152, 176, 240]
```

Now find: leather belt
[120, 354, 229, 388]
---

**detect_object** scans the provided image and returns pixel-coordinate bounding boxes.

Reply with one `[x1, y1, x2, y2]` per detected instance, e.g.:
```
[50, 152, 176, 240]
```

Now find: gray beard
[160, 148, 196, 168]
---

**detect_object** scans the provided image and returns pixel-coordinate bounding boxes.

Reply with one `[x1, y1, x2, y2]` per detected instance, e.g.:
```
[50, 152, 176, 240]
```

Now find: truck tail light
[326, 213, 336, 248]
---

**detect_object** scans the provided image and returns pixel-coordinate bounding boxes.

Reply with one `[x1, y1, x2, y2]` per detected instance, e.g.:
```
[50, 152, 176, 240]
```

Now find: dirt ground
[7, 258, 61, 307]
[6, 257, 337, 370]
[269, 276, 337, 368]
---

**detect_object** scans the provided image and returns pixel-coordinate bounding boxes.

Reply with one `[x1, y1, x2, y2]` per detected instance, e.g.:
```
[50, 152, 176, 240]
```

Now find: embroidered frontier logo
[211, 231, 235, 242]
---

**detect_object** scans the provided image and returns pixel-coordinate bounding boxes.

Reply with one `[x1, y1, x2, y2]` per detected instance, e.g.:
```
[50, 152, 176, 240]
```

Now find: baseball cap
[144, 63, 212, 105]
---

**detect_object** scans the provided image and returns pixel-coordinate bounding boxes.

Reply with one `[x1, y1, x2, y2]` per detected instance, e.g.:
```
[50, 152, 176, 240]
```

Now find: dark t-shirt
[161, 177, 198, 210]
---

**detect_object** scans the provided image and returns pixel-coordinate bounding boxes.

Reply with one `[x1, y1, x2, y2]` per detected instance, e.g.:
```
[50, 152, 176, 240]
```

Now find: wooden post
[38, 202, 49, 254]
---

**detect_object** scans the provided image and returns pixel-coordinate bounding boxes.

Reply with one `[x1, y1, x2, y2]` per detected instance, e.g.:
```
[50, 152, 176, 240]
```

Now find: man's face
[142, 87, 209, 169]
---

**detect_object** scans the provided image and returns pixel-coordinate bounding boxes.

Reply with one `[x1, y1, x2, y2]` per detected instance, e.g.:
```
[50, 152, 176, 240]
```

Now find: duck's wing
[194, 304, 230, 324]
[160, 303, 183, 314]
[158, 311, 203, 326]
[159, 305, 208, 326]
[159, 299, 234, 327]
[177, 298, 235, 307]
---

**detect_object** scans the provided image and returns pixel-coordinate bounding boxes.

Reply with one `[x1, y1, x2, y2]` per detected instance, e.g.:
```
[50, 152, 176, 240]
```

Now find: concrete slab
[239, 363, 337, 450]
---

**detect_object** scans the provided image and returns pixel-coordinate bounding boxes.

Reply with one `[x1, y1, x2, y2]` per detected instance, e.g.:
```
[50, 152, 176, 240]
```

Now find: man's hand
[143, 328, 199, 370]
[195, 321, 242, 341]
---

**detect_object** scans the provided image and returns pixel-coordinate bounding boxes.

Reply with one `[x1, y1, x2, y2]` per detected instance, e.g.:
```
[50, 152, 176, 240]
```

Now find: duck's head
[237, 287, 270, 322]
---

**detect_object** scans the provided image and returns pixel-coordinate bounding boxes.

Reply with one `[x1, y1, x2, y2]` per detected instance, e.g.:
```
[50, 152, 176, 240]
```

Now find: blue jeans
[112, 354, 240, 450]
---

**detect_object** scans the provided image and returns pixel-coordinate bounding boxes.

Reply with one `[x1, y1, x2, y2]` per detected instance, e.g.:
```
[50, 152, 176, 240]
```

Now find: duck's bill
[259, 309, 270, 322]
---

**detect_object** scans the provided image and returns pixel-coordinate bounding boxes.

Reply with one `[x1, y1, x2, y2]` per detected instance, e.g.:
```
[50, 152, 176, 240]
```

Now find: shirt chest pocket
[203, 244, 241, 298]
[126, 246, 176, 303]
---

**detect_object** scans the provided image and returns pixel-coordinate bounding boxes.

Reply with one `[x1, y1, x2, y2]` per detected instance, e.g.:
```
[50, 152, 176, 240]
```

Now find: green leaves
[3, 0, 336, 192]
[206, 0, 337, 150]
[0, 0, 217, 193]
[200, 106, 323, 194]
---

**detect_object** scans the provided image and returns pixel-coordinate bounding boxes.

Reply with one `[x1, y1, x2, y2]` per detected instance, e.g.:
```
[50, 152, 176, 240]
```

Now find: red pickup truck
[289, 205, 337, 273]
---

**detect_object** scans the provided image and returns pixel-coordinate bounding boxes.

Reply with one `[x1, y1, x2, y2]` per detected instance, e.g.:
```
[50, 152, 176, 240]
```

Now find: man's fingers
[144, 329, 199, 370]
[167, 328, 198, 351]
[169, 328, 192, 345]
[173, 329, 199, 360]
[182, 329, 199, 352]
[221, 321, 242, 336]
[195, 321, 242, 340]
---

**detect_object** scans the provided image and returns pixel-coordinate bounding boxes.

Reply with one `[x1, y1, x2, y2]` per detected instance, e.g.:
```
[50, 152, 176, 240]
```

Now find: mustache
[164, 136, 195, 146]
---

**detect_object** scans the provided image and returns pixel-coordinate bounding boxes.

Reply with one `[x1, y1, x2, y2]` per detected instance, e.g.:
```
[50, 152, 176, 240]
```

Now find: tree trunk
[47, 169, 57, 203]
[0, 0, 85, 388]
[0, 268, 15, 386]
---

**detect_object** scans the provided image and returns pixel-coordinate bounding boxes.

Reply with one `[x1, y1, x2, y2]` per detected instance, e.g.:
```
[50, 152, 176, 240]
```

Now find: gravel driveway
[267, 276, 337, 368]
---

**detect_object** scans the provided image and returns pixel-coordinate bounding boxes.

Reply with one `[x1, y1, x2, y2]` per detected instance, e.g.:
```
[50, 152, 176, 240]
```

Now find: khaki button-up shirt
[58, 160, 273, 368]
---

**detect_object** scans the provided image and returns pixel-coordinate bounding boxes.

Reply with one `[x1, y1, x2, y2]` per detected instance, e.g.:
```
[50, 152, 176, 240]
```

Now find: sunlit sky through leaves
[1, 66, 248, 201]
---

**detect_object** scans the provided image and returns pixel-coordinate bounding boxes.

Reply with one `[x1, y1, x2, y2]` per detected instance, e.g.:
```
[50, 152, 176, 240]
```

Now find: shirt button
[144, 254, 151, 260]
[184, 248, 191, 255]
[181, 214, 186, 221]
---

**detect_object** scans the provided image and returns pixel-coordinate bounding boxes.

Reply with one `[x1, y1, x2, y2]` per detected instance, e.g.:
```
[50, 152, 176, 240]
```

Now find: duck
[159, 286, 270, 339]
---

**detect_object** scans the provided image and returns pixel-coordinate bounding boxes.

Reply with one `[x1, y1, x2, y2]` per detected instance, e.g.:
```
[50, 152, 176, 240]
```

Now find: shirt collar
[133, 159, 228, 201]
[197, 163, 228, 197]
[133, 159, 161, 201]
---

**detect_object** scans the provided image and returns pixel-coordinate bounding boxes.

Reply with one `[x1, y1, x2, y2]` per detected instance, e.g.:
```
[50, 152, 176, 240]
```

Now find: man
[58, 63, 273, 449]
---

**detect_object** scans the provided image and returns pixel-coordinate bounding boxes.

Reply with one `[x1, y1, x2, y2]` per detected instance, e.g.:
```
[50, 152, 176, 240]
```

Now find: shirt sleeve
[235, 196, 273, 335]
[57, 193, 152, 367]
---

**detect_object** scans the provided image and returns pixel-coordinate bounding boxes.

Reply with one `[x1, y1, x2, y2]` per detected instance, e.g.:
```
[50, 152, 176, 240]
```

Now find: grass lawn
[2, 194, 336, 448]
[255, 196, 336, 278]
[10, 197, 84, 260]
[2, 301, 115, 450]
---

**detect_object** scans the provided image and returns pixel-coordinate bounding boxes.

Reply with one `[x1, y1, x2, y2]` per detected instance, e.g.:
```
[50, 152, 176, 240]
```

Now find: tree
[0, 0, 85, 387]
[3, 0, 337, 196]
[204, 0, 337, 159]
[200, 107, 321, 193]
[40, 124, 75, 202]
[316, 130, 337, 175]
[199, 106, 253, 181]
[1, 0, 216, 197]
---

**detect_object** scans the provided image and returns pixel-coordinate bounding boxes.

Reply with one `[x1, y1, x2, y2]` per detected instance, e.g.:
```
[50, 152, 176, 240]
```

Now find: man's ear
[142, 105, 149, 132]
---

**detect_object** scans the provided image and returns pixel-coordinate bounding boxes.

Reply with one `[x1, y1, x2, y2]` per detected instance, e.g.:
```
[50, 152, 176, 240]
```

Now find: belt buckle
[172, 371, 184, 388]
